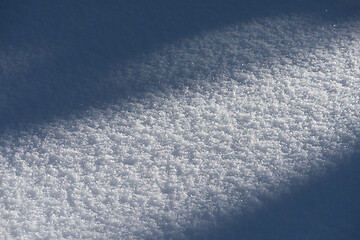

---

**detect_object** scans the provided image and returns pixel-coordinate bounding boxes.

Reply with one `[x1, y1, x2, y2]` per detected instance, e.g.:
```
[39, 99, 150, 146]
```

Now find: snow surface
[1, 11, 360, 240]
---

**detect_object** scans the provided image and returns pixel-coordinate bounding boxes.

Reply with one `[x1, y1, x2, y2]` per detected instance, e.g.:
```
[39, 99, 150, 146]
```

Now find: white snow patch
[1, 15, 360, 239]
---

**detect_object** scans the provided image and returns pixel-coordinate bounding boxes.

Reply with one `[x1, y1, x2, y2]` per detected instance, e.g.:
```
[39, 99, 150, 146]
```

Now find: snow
[1, 3, 360, 240]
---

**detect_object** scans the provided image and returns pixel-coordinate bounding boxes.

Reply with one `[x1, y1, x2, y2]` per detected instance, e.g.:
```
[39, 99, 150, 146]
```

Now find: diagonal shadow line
[0, 0, 358, 133]
[195, 149, 360, 240]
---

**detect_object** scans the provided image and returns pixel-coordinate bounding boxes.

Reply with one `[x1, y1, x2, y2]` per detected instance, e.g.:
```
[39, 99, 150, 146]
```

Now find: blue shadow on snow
[197, 150, 360, 240]
[0, 0, 358, 132]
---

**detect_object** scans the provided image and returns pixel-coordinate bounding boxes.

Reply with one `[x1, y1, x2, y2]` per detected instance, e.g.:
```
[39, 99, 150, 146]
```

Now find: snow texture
[1, 14, 360, 239]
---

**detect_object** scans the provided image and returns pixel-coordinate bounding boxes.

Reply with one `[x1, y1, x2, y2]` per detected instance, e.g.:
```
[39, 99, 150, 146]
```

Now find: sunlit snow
[1, 10, 360, 240]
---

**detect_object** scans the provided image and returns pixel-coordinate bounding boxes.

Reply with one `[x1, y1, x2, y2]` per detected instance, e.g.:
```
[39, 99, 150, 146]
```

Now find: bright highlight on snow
[1, 14, 360, 239]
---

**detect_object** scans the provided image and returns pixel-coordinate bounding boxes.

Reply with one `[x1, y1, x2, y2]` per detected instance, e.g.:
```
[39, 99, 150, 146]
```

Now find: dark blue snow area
[0, 0, 358, 131]
[203, 151, 360, 240]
